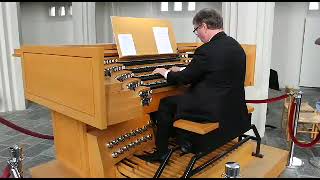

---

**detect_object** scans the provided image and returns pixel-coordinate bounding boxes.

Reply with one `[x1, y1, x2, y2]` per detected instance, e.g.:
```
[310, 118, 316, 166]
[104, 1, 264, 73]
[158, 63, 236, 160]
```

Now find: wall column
[72, 2, 96, 44]
[222, 2, 275, 136]
[0, 2, 25, 112]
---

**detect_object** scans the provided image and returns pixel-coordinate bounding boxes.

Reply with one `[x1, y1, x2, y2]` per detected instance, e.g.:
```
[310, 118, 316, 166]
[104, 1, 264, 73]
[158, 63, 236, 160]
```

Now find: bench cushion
[173, 105, 254, 135]
[173, 120, 219, 135]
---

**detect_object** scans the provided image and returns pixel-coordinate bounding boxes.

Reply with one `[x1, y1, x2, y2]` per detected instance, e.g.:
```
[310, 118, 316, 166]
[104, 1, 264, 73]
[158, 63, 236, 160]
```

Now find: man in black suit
[139, 8, 249, 163]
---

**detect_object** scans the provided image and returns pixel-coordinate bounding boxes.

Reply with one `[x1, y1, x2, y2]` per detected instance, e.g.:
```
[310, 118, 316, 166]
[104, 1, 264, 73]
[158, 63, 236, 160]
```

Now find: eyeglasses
[193, 25, 201, 35]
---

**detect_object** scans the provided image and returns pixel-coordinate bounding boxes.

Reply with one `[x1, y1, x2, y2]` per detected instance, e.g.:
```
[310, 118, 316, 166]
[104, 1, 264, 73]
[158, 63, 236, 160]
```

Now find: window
[174, 2, 182, 11]
[59, 6, 66, 16]
[160, 2, 195, 12]
[49, 4, 72, 17]
[309, 2, 319, 10]
[69, 5, 72, 15]
[161, 2, 168, 11]
[188, 2, 195, 11]
[49, 6, 56, 16]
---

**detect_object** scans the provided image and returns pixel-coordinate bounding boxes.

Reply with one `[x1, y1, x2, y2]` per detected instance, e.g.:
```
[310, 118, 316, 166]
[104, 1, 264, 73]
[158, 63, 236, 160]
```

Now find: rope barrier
[0, 116, 54, 140]
[245, 94, 289, 104]
[0, 165, 10, 178]
[287, 98, 320, 148]
[0, 93, 318, 148]
[244, 92, 320, 148]
[0, 93, 289, 142]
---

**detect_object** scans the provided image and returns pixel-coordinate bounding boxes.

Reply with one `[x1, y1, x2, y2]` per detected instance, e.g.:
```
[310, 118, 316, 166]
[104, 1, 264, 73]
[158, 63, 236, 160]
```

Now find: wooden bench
[173, 105, 255, 135]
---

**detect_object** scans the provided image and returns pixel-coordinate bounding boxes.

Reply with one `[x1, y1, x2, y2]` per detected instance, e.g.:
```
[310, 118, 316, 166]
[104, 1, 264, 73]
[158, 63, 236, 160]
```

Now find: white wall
[271, 2, 308, 89]
[20, 2, 73, 45]
[0, 2, 25, 112]
[96, 2, 113, 43]
[95, 2, 106, 43]
[299, 16, 320, 87]
[299, 10, 320, 87]
[95, 2, 222, 43]
[223, 2, 275, 137]
[72, 2, 96, 44]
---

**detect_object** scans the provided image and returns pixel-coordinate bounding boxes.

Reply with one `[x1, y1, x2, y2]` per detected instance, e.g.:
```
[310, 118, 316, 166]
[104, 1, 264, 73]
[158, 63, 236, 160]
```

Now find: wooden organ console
[14, 17, 289, 178]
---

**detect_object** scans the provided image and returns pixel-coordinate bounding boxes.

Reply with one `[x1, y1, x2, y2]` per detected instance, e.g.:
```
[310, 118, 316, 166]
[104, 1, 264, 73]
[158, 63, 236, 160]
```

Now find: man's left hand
[152, 68, 169, 77]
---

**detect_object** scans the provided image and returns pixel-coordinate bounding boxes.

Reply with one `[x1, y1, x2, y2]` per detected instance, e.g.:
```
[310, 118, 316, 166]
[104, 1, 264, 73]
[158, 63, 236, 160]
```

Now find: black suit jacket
[167, 31, 249, 134]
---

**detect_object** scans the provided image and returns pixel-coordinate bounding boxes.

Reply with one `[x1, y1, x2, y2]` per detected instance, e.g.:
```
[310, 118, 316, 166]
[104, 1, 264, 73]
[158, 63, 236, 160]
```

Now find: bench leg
[250, 124, 264, 158]
[153, 146, 179, 178]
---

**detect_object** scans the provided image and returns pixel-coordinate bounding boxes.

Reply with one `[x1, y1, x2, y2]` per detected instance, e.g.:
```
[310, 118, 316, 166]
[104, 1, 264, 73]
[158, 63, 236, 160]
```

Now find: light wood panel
[195, 141, 288, 178]
[111, 16, 177, 57]
[29, 160, 81, 178]
[24, 53, 94, 115]
[173, 120, 219, 135]
[143, 86, 186, 114]
[18, 33, 257, 179]
[15, 15, 265, 179]
[247, 105, 255, 113]
[241, 44, 256, 86]
[113, 140, 288, 178]
[174, 105, 255, 135]
[86, 115, 154, 177]
[17, 42, 256, 87]
[51, 111, 90, 177]
[21, 46, 107, 129]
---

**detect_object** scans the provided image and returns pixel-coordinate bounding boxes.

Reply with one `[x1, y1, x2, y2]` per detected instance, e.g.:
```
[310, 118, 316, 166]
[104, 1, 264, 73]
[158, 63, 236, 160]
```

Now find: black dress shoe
[180, 141, 193, 154]
[136, 150, 168, 163]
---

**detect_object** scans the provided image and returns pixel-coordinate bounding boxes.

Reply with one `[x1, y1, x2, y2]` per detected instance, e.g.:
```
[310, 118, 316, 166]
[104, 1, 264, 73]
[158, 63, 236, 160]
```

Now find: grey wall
[95, 2, 222, 43]
[270, 2, 308, 89]
[20, 2, 73, 45]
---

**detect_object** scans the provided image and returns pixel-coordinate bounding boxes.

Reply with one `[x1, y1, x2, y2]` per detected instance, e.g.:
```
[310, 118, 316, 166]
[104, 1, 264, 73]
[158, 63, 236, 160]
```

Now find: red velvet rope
[0, 94, 289, 142]
[1, 93, 317, 149]
[0, 116, 53, 140]
[0, 165, 10, 178]
[245, 93, 320, 148]
[245, 94, 289, 104]
[288, 98, 320, 148]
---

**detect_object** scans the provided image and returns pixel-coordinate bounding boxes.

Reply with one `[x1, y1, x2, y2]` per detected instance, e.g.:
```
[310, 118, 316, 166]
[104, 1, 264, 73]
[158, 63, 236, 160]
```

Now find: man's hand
[169, 66, 182, 72]
[152, 68, 169, 77]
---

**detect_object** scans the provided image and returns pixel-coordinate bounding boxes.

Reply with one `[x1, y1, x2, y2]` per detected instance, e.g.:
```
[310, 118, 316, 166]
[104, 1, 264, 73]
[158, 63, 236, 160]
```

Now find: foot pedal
[179, 151, 188, 157]
[143, 151, 152, 155]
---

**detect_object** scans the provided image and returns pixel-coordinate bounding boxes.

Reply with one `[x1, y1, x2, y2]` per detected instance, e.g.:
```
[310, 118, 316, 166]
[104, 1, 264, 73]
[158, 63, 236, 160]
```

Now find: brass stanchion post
[7, 144, 24, 178]
[287, 91, 304, 168]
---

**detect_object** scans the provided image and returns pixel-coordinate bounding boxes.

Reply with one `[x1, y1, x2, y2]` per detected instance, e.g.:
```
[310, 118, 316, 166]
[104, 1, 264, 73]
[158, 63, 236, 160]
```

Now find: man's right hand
[169, 66, 182, 72]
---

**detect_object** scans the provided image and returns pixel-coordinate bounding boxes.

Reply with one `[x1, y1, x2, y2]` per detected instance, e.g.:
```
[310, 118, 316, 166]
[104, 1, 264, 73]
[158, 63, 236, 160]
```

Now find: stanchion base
[309, 157, 320, 169]
[287, 157, 304, 168]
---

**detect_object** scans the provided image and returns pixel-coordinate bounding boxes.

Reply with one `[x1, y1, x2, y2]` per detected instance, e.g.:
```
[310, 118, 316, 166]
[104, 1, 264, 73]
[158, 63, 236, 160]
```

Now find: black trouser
[151, 96, 251, 154]
[151, 95, 180, 154]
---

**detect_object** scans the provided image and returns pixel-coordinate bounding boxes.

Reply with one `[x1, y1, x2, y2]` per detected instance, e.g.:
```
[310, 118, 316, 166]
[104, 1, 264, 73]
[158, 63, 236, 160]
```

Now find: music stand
[309, 37, 320, 169]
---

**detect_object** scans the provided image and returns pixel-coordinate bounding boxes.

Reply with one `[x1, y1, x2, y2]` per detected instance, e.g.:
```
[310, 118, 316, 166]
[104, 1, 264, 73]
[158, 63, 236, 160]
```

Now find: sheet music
[118, 34, 137, 56]
[152, 27, 173, 54]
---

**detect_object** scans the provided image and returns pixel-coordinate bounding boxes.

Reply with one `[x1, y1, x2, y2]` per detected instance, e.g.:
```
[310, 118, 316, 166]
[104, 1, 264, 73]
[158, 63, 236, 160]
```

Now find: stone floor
[0, 87, 320, 178]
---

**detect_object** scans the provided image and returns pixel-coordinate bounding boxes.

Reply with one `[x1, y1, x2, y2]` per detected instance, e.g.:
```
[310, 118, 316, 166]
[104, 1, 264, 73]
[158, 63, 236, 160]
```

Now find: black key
[143, 82, 173, 89]
[120, 58, 180, 67]
[137, 74, 163, 81]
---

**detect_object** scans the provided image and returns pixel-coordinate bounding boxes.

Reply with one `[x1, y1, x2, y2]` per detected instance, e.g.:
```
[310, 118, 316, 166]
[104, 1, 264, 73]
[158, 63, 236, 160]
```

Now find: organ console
[13, 17, 289, 178]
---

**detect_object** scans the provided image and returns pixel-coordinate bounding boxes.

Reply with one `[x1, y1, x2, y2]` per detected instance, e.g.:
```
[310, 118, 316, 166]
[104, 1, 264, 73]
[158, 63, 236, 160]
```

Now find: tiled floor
[0, 87, 320, 178]
[0, 103, 54, 178]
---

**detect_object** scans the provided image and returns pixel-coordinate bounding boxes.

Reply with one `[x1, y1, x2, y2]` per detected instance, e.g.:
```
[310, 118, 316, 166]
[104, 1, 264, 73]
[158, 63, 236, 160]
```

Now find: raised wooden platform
[30, 160, 81, 178]
[30, 140, 288, 178]
[195, 141, 289, 178]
